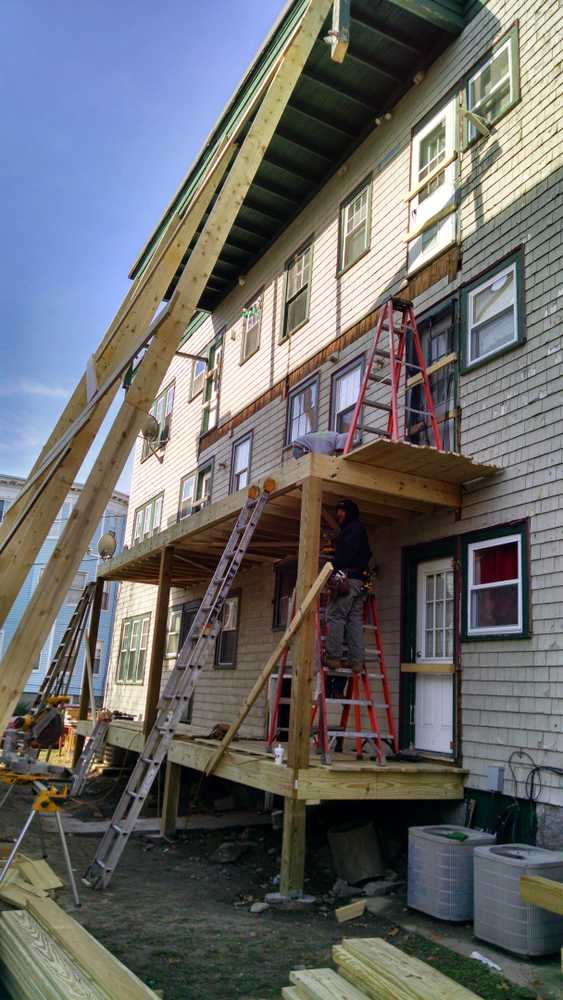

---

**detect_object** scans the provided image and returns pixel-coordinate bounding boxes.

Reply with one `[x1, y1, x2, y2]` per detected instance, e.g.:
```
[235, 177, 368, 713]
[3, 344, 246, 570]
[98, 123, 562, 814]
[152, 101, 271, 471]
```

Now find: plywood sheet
[345, 438, 498, 484]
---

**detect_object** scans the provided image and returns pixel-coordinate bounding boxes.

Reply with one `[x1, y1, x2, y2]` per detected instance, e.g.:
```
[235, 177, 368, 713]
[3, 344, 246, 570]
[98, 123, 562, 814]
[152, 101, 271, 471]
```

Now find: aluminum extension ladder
[32, 582, 96, 710]
[343, 296, 443, 454]
[70, 716, 111, 797]
[314, 593, 398, 764]
[84, 485, 273, 888]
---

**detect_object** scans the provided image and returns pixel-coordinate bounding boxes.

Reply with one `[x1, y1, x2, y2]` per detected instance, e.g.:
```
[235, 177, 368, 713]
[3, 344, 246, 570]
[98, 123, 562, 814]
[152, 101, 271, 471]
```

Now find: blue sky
[0, 0, 284, 493]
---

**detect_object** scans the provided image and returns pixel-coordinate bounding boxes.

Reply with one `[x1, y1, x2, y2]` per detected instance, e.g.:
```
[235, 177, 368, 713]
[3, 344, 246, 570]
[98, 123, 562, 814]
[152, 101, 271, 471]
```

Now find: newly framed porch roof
[98, 440, 497, 587]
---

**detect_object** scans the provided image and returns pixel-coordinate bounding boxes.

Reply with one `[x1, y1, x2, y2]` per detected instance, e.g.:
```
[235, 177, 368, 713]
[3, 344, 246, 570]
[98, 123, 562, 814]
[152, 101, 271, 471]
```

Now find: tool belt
[329, 570, 350, 596]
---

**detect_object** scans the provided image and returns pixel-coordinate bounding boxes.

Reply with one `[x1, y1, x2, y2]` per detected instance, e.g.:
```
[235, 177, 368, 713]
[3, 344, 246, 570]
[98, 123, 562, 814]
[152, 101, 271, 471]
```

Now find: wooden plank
[205, 561, 333, 776]
[335, 899, 367, 923]
[343, 438, 497, 485]
[334, 938, 480, 1000]
[26, 896, 160, 998]
[73, 578, 104, 767]
[290, 968, 368, 999]
[160, 761, 182, 838]
[0, 0, 334, 733]
[296, 764, 466, 801]
[313, 453, 461, 509]
[404, 152, 458, 202]
[17, 858, 63, 891]
[520, 874, 563, 915]
[144, 546, 174, 738]
[401, 662, 455, 674]
[406, 352, 457, 389]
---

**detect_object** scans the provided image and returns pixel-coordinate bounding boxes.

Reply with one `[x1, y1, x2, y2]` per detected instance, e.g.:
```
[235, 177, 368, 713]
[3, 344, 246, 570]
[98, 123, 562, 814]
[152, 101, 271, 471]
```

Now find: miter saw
[1, 694, 73, 778]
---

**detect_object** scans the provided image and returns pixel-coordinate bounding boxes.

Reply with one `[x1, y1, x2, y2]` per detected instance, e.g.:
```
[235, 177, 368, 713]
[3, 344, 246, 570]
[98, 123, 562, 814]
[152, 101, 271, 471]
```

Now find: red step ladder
[343, 296, 442, 455]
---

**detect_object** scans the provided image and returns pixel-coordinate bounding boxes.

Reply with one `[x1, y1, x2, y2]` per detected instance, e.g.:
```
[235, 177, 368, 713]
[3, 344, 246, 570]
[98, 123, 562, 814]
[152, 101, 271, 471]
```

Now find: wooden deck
[76, 720, 467, 802]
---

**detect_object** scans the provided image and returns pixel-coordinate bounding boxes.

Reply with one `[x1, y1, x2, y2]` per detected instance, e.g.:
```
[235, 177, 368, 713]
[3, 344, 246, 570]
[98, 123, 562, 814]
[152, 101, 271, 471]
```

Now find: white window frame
[190, 356, 207, 399]
[331, 360, 362, 434]
[214, 594, 240, 668]
[117, 613, 150, 683]
[241, 294, 263, 363]
[466, 261, 518, 367]
[231, 434, 252, 493]
[339, 179, 371, 273]
[93, 640, 103, 674]
[132, 494, 163, 544]
[286, 377, 319, 445]
[194, 464, 213, 511]
[408, 97, 457, 273]
[143, 383, 174, 459]
[467, 533, 523, 637]
[466, 37, 514, 143]
[283, 243, 312, 338]
[165, 607, 183, 658]
[179, 474, 196, 521]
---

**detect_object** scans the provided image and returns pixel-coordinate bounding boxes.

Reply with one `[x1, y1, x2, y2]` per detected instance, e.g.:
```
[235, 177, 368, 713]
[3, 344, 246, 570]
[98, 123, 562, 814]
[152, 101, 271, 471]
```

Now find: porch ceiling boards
[130, 0, 478, 315]
[76, 719, 467, 801]
[98, 443, 497, 587]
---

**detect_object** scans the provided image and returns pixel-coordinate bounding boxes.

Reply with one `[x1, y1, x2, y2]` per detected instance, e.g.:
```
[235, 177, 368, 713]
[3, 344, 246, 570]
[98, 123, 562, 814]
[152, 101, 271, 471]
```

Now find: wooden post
[280, 476, 322, 895]
[160, 762, 182, 837]
[144, 546, 174, 738]
[72, 579, 104, 768]
[0, 0, 332, 734]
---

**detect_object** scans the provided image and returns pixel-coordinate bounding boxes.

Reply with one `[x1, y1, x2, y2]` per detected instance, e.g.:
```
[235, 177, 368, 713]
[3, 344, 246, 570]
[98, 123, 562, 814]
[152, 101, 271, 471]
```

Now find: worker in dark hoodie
[324, 499, 372, 672]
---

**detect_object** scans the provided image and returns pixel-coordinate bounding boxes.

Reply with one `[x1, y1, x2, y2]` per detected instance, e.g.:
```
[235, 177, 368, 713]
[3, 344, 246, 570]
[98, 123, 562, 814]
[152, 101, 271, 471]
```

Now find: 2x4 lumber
[334, 938, 480, 1000]
[73, 579, 105, 767]
[25, 896, 160, 999]
[17, 859, 63, 891]
[520, 874, 563, 916]
[281, 477, 323, 896]
[144, 546, 174, 738]
[205, 561, 333, 776]
[290, 967, 368, 999]
[385, 0, 464, 34]
[311, 453, 460, 509]
[400, 662, 455, 674]
[160, 761, 182, 838]
[0, 0, 333, 733]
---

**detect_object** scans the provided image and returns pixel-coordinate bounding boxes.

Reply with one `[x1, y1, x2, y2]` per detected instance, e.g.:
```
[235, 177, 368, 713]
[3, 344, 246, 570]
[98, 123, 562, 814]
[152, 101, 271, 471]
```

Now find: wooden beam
[521, 875, 563, 916]
[311, 453, 461, 508]
[329, 0, 350, 63]
[71, 579, 104, 768]
[385, 0, 464, 34]
[205, 562, 333, 776]
[401, 662, 455, 674]
[160, 761, 182, 837]
[144, 546, 174, 738]
[281, 477, 322, 895]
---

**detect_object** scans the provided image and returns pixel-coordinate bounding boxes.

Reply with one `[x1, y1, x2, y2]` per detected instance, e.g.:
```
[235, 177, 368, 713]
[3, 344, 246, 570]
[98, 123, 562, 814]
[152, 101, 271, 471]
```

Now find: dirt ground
[1, 778, 561, 1000]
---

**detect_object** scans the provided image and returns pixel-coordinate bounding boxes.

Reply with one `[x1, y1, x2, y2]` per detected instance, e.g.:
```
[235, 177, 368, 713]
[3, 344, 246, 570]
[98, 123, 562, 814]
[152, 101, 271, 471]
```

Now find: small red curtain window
[474, 541, 518, 585]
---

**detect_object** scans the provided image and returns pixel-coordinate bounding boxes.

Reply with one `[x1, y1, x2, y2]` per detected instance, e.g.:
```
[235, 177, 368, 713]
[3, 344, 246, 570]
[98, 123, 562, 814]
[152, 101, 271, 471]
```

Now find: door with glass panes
[414, 557, 455, 754]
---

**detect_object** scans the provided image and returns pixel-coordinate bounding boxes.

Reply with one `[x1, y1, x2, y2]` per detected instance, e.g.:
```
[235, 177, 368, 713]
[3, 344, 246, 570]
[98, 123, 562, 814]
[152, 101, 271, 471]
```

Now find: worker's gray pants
[325, 579, 365, 667]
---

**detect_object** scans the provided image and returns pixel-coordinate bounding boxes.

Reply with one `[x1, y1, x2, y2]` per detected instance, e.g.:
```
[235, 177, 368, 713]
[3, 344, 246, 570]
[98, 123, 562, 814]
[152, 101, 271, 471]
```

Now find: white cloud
[0, 378, 70, 400]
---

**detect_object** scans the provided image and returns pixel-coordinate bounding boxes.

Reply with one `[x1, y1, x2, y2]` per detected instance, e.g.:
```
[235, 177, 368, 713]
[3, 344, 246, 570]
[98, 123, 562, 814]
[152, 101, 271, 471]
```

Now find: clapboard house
[80, 0, 563, 889]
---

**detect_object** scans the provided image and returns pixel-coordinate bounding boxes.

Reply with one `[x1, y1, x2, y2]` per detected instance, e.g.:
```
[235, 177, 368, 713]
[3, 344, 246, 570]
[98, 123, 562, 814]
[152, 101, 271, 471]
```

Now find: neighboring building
[0, 475, 128, 705]
[99, 0, 563, 854]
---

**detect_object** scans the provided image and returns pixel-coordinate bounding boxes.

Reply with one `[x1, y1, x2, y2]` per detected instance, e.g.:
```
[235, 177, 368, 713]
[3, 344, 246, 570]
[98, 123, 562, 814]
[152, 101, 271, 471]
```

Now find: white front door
[414, 557, 455, 754]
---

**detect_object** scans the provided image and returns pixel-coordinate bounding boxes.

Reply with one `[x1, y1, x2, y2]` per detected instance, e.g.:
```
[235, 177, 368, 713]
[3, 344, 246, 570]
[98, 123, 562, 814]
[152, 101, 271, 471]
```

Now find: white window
[190, 356, 207, 399]
[117, 614, 150, 683]
[419, 561, 455, 660]
[66, 571, 87, 606]
[408, 98, 457, 273]
[231, 435, 252, 493]
[142, 383, 174, 459]
[331, 361, 362, 434]
[466, 262, 518, 367]
[215, 595, 239, 668]
[49, 499, 73, 539]
[132, 495, 163, 544]
[93, 640, 103, 674]
[340, 181, 370, 272]
[195, 465, 212, 510]
[179, 475, 196, 521]
[466, 35, 516, 142]
[284, 244, 312, 337]
[202, 334, 223, 433]
[467, 534, 522, 636]
[165, 607, 183, 657]
[286, 378, 319, 445]
[241, 295, 262, 362]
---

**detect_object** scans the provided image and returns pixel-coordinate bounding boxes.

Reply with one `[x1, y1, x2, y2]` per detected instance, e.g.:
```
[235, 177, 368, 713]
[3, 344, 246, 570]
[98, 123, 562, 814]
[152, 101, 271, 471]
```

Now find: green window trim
[463, 22, 521, 149]
[460, 249, 525, 373]
[116, 613, 151, 685]
[461, 520, 530, 641]
[281, 239, 314, 341]
[337, 174, 373, 277]
[201, 331, 224, 434]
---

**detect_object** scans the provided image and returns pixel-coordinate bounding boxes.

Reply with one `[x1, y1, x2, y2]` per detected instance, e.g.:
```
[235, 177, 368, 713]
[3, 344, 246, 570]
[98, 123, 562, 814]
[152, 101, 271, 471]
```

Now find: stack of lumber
[282, 937, 482, 1000]
[0, 855, 161, 999]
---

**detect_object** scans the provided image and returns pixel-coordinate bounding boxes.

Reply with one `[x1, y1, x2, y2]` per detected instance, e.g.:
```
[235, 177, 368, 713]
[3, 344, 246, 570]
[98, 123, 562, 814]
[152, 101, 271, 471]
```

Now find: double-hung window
[214, 594, 240, 668]
[190, 355, 207, 400]
[338, 179, 371, 273]
[178, 474, 196, 521]
[179, 464, 213, 520]
[241, 294, 263, 363]
[66, 571, 87, 606]
[408, 97, 457, 273]
[464, 525, 528, 638]
[462, 254, 523, 369]
[132, 494, 163, 544]
[465, 26, 520, 144]
[201, 332, 223, 433]
[230, 433, 252, 493]
[286, 377, 319, 445]
[331, 359, 362, 435]
[117, 614, 150, 683]
[283, 243, 312, 338]
[142, 383, 174, 459]
[165, 606, 183, 658]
